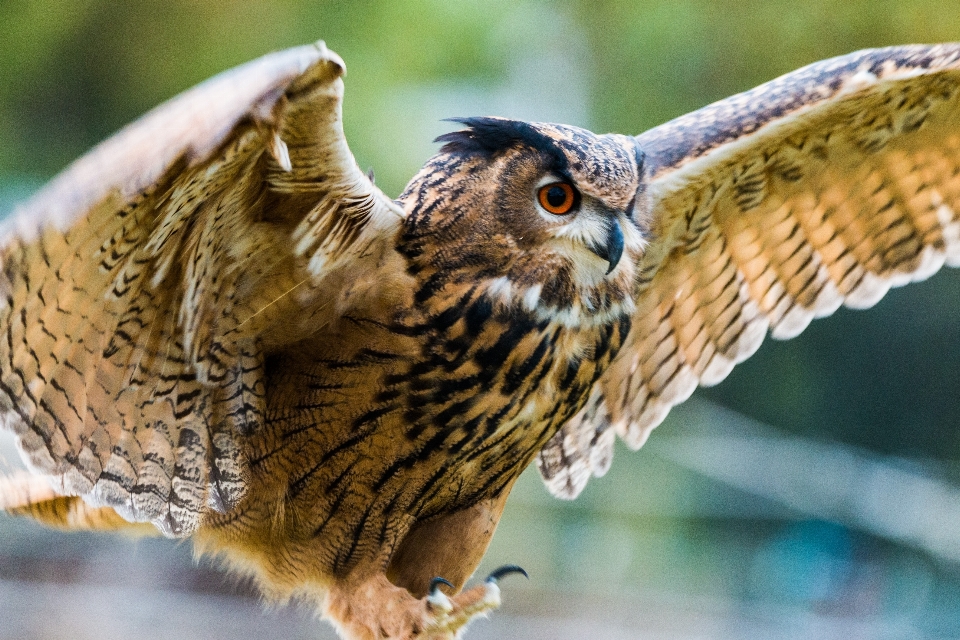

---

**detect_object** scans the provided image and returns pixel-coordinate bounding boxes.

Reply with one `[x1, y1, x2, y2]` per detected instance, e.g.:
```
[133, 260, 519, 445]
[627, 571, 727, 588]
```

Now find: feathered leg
[323, 490, 521, 639]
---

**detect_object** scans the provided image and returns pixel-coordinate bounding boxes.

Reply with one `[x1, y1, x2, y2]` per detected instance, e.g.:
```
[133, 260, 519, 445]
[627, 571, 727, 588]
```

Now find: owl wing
[539, 43, 960, 498]
[0, 42, 403, 535]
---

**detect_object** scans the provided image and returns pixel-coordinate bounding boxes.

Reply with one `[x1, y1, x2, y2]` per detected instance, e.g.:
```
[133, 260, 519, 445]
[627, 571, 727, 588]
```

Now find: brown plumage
[2, 40, 960, 639]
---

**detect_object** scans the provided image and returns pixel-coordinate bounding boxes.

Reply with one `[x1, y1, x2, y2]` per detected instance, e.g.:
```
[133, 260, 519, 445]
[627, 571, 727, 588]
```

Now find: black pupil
[546, 185, 568, 208]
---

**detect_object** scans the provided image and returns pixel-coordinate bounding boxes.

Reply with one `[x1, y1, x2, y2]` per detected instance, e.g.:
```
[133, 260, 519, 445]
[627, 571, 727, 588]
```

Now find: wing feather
[0, 42, 403, 535]
[540, 44, 960, 498]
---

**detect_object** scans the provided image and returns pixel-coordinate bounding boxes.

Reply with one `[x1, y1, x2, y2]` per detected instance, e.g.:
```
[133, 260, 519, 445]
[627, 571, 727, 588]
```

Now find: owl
[2, 40, 960, 640]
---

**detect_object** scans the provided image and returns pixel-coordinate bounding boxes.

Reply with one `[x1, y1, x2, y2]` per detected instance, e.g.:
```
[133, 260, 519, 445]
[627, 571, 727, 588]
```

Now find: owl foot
[421, 565, 528, 638]
[323, 566, 526, 640]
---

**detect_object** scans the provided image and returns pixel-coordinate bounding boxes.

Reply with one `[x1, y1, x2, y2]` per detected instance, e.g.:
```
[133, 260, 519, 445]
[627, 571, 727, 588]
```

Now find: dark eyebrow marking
[434, 117, 569, 173]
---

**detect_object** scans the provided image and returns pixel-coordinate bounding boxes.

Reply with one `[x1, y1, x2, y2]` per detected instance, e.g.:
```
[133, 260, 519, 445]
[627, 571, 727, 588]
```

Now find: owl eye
[537, 182, 578, 215]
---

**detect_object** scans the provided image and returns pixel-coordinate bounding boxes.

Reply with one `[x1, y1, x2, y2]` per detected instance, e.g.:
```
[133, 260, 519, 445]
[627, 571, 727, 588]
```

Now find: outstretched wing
[539, 43, 960, 498]
[0, 42, 403, 535]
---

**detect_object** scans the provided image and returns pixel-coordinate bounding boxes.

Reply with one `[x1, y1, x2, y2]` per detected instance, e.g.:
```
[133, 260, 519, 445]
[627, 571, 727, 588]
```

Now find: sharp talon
[426, 576, 454, 613]
[485, 564, 528, 583]
[429, 576, 454, 594]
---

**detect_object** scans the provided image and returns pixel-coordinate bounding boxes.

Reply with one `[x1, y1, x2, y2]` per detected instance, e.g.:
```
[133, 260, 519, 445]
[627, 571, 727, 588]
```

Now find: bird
[1, 39, 960, 639]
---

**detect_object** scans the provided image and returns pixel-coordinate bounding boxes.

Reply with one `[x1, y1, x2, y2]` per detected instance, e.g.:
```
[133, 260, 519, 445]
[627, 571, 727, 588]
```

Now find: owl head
[398, 117, 648, 327]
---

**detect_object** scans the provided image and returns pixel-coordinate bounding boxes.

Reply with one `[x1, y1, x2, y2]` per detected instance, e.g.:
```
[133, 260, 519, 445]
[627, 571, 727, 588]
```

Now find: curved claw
[427, 576, 455, 613]
[485, 564, 529, 584]
[429, 576, 455, 595]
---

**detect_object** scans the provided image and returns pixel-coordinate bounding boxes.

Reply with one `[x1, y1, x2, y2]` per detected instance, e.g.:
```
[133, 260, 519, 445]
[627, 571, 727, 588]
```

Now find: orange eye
[537, 182, 577, 215]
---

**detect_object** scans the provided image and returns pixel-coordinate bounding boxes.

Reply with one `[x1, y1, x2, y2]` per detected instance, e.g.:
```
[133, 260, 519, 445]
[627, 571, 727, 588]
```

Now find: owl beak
[588, 218, 625, 274]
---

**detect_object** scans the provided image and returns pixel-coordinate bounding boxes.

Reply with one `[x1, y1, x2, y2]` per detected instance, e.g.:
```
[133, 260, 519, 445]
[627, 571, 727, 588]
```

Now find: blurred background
[3, 1, 960, 638]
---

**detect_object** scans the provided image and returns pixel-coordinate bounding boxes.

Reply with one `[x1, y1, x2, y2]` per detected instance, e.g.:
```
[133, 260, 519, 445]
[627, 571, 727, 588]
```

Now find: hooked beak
[588, 218, 625, 274]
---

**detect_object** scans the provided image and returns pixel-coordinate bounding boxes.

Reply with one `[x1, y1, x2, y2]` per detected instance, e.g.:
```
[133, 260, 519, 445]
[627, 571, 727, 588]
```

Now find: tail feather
[0, 472, 157, 534]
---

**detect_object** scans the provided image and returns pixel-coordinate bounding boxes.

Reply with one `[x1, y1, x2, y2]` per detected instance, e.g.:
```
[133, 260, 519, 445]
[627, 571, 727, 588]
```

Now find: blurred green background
[3, 1, 960, 638]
